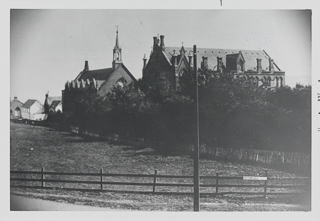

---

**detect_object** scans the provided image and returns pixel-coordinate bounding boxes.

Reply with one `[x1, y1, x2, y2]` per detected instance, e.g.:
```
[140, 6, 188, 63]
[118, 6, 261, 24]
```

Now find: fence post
[41, 167, 45, 187]
[153, 170, 157, 193]
[216, 172, 219, 195]
[100, 169, 103, 190]
[264, 170, 268, 198]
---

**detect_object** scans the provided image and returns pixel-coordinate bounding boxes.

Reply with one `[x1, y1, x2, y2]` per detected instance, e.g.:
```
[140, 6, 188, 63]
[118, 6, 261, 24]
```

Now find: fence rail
[10, 168, 310, 197]
[71, 126, 311, 171]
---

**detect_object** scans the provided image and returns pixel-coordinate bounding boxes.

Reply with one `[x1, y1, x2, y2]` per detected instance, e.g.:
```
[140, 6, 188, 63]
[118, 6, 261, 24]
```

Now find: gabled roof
[75, 64, 136, 90]
[49, 100, 61, 109]
[118, 63, 137, 83]
[76, 68, 115, 81]
[10, 99, 23, 106]
[162, 47, 281, 72]
[22, 99, 37, 108]
[47, 96, 61, 105]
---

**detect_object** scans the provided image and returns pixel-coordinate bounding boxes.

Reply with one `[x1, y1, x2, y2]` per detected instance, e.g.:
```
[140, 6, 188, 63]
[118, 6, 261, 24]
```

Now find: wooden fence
[68, 126, 310, 169]
[10, 169, 310, 197]
[11, 118, 66, 131]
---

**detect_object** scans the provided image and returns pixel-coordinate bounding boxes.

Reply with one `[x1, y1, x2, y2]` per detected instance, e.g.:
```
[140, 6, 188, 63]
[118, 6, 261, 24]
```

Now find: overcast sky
[10, 9, 311, 103]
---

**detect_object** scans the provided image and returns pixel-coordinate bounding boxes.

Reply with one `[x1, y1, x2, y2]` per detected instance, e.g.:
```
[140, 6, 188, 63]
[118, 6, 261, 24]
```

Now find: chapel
[62, 29, 136, 113]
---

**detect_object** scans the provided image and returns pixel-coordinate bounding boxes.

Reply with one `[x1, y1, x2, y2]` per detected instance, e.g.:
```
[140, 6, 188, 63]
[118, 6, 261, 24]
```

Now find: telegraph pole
[193, 45, 200, 211]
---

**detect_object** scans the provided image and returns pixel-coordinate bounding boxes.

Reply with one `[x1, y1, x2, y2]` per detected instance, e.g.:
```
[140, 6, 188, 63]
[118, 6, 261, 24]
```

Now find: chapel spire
[112, 26, 122, 69]
[115, 25, 119, 49]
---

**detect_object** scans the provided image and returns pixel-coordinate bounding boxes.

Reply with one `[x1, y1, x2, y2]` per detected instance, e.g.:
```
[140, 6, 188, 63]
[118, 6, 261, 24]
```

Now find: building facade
[142, 35, 285, 90]
[21, 99, 47, 121]
[44, 92, 62, 114]
[10, 96, 23, 118]
[62, 30, 136, 113]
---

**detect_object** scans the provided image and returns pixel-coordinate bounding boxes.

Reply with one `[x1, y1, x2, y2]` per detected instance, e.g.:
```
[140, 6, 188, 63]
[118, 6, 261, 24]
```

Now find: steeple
[113, 26, 122, 69]
[115, 26, 119, 49]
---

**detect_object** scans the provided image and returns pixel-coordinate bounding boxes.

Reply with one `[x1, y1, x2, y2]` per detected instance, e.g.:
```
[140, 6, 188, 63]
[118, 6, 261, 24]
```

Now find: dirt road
[10, 194, 119, 211]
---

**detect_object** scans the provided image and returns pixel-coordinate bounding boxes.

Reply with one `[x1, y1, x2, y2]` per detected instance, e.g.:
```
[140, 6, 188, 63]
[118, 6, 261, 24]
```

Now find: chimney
[202, 56, 208, 69]
[160, 35, 165, 51]
[269, 58, 274, 73]
[257, 58, 262, 73]
[84, 60, 89, 71]
[188, 51, 193, 68]
[217, 57, 223, 73]
[153, 36, 158, 48]
[172, 50, 177, 67]
[14, 96, 17, 101]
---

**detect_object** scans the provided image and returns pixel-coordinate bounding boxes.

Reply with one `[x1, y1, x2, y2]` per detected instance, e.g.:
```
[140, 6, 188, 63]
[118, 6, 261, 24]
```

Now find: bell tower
[112, 26, 122, 69]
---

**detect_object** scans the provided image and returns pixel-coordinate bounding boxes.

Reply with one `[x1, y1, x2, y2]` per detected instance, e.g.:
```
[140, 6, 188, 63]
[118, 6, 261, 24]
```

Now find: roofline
[162, 47, 283, 72]
[10, 100, 24, 105]
[166, 46, 265, 52]
[117, 63, 137, 83]
[238, 51, 246, 62]
[263, 50, 282, 71]
[75, 67, 115, 81]
[177, 54, 189, 70]
[75, 71, 83, 81]
[162, 51, 172, 66]
[22, 99, 38, 108]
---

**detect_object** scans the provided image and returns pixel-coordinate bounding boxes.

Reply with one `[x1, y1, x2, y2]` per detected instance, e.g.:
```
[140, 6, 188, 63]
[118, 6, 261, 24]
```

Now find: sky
[10, 9, 312, 104]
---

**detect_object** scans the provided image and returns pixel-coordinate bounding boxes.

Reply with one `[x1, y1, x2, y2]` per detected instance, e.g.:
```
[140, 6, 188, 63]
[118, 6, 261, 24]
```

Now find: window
[239, 59, 244, 72]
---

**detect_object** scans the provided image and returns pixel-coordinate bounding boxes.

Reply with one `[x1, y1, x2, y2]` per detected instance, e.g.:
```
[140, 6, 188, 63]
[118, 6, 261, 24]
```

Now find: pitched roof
[10, 99, 23, 106]
[76, 68, 115, 81]
[22, 99, 37, 108]
[118, 63, 137, 83]
[162, 47, 282, 72]
[49, 100, 61, 109]
[47, 96, 61, 105]
[76, 64, 136, 86]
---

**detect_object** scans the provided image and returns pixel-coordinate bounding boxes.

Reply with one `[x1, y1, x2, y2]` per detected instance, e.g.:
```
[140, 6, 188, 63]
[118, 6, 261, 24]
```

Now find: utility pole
[193, 45, 200, 212]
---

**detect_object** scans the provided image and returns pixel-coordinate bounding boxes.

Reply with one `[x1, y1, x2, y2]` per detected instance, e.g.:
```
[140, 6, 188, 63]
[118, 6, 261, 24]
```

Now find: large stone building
[142, 35, 285, 90]
[62, 30, 136, 113]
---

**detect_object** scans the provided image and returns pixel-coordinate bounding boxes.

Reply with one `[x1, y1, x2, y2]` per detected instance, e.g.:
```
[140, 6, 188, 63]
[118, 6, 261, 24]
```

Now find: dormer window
[226, 51, 245, 72]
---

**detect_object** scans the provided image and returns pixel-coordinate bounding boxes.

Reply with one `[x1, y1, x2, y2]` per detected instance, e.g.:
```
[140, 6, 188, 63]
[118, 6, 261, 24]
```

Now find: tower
[112, 26, 123, 69]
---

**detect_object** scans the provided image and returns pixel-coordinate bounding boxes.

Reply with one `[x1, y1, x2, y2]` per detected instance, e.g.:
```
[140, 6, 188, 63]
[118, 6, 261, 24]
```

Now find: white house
[49, 100, 62, 113]
[21, 99, 47, 121]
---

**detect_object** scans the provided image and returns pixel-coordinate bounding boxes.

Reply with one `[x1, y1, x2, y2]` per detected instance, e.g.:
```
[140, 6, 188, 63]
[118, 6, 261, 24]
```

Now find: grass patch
[10, 122, 310, 211]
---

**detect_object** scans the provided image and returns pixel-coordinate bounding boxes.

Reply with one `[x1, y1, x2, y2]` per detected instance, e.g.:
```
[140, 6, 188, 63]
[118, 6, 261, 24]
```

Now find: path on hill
[10, 194, 121, 211]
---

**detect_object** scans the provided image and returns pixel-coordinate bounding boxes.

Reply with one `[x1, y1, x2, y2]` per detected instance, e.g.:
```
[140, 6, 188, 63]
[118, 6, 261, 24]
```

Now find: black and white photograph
[4, 0, 320, 219]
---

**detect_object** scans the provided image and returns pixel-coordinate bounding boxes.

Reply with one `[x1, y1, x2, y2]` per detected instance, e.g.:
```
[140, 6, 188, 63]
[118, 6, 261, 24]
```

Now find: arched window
[268, 77, 272, 86]
[15, 107, 21, 117]
[280, 77, 283, 87]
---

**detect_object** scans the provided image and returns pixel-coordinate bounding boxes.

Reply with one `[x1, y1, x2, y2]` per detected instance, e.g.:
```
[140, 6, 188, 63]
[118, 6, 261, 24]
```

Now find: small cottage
[44, 93, 62, 114]
[21, 99, 47, 121]
[10, 96, 23, 118]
